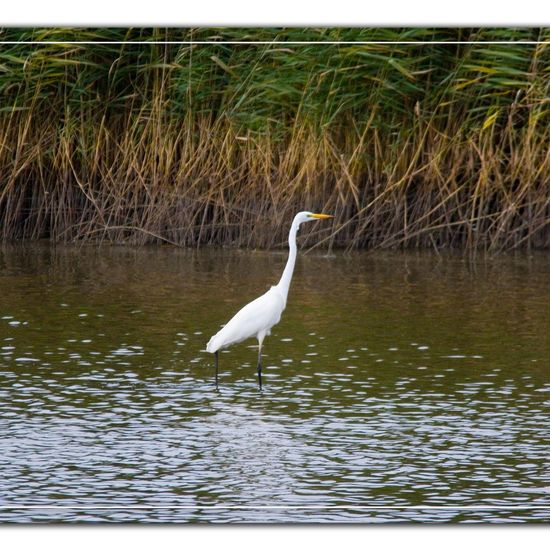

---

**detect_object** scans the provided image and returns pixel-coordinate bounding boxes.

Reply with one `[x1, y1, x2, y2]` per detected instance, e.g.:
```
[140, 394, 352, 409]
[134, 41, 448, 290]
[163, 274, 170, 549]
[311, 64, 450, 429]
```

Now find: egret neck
[276, 216, 300, 304]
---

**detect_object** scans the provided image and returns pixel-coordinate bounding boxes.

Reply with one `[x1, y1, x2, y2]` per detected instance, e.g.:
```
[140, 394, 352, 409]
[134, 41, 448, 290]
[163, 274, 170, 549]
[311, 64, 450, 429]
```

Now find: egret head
[294, 211, 334, 226]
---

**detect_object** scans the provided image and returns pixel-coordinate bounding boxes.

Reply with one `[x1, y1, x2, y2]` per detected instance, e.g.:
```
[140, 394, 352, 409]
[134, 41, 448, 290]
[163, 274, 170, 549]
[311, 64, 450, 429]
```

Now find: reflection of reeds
[0, 28, 549, 250]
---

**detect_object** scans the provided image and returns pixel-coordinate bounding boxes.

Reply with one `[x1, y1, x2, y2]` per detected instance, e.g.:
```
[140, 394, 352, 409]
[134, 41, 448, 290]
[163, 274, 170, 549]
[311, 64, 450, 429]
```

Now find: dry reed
[0, 28, 549, 251]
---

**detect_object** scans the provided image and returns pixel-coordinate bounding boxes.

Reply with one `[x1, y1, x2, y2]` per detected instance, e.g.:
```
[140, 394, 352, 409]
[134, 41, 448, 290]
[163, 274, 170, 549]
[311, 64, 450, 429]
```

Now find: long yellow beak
[308, 213, 333, 219]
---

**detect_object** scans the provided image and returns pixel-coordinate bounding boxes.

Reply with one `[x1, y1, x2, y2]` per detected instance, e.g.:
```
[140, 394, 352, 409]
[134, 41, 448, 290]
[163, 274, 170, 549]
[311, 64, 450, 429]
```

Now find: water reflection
[0, 244, 549, 523]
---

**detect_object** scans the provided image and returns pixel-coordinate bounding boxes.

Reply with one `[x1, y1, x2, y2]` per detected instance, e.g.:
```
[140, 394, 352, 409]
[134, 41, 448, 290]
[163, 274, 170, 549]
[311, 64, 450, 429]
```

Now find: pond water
[0, 244, 549, 523]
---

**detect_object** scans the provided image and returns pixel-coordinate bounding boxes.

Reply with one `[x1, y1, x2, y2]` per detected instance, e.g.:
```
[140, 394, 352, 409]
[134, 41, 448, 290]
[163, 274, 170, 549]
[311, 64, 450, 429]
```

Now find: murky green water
[0, 244, 549, 523]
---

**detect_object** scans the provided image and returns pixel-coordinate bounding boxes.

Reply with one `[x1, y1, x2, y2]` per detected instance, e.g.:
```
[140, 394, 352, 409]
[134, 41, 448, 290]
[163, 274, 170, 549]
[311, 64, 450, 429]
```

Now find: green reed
[0, 27, 548, 250]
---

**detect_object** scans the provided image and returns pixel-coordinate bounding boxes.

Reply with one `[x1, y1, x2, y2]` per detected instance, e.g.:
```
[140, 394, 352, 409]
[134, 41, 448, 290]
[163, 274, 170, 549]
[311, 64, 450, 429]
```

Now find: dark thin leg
[214, 351, 219, 389]
[257, 346, 262, 390]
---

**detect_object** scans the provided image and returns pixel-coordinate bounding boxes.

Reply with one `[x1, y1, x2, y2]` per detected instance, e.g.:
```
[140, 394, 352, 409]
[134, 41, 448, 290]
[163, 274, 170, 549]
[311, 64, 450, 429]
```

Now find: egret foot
[214, 351, 219, 389]
[257, 346, 263, 390]
[257, 362, 262, 390]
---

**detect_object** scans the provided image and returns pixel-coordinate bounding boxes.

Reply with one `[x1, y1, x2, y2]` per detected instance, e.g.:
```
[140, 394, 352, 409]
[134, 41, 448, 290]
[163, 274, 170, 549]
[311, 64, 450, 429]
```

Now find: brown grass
[0, 28, 549, 251]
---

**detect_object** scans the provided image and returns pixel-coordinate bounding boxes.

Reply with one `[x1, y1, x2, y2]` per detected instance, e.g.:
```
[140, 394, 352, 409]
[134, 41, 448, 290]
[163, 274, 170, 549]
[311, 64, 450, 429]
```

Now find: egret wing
[206, 287, 284, 352]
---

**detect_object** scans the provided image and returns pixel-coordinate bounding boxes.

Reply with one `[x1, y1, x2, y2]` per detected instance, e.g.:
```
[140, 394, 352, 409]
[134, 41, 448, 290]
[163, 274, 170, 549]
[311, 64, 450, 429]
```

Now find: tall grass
[0, 27, 549, 250]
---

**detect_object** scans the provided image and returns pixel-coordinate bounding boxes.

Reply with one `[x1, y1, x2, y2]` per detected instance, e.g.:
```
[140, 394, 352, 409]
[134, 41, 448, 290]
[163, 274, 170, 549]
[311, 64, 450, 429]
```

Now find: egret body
[206, 211, 332, 389]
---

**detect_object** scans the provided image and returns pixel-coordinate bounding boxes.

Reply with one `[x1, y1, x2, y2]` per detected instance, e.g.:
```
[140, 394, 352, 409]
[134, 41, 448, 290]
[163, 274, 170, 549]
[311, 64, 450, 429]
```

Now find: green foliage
[0, 27, 549, 250]
[0, 27, 547, 135]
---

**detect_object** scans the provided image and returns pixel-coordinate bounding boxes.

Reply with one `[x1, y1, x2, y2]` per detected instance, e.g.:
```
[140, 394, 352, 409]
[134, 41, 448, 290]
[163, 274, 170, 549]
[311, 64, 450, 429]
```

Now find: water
[0, 244, 549, 523]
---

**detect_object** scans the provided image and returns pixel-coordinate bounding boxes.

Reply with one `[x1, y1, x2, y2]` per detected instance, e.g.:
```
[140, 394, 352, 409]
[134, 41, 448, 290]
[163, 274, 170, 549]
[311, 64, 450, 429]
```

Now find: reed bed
[0, 27, 549, 250]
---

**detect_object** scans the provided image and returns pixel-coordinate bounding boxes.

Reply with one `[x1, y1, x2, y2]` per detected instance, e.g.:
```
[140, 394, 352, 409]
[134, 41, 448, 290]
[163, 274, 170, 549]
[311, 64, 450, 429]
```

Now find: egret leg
[214, 351, 219, 389]
[257, 345, 263, 390]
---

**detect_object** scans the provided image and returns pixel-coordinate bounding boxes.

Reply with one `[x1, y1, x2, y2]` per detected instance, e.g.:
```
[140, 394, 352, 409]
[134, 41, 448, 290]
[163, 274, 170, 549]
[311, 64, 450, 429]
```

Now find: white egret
[206, 211, 333, 389]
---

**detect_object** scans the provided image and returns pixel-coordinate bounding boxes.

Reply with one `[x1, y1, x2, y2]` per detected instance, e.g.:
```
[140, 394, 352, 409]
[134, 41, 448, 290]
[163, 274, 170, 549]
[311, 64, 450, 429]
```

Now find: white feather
[206, 286, 285, 353]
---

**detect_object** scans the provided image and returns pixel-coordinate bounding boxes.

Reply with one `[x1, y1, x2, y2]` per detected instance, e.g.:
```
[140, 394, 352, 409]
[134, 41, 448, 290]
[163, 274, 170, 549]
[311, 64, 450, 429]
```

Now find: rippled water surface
[0, 244, 549, 523]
